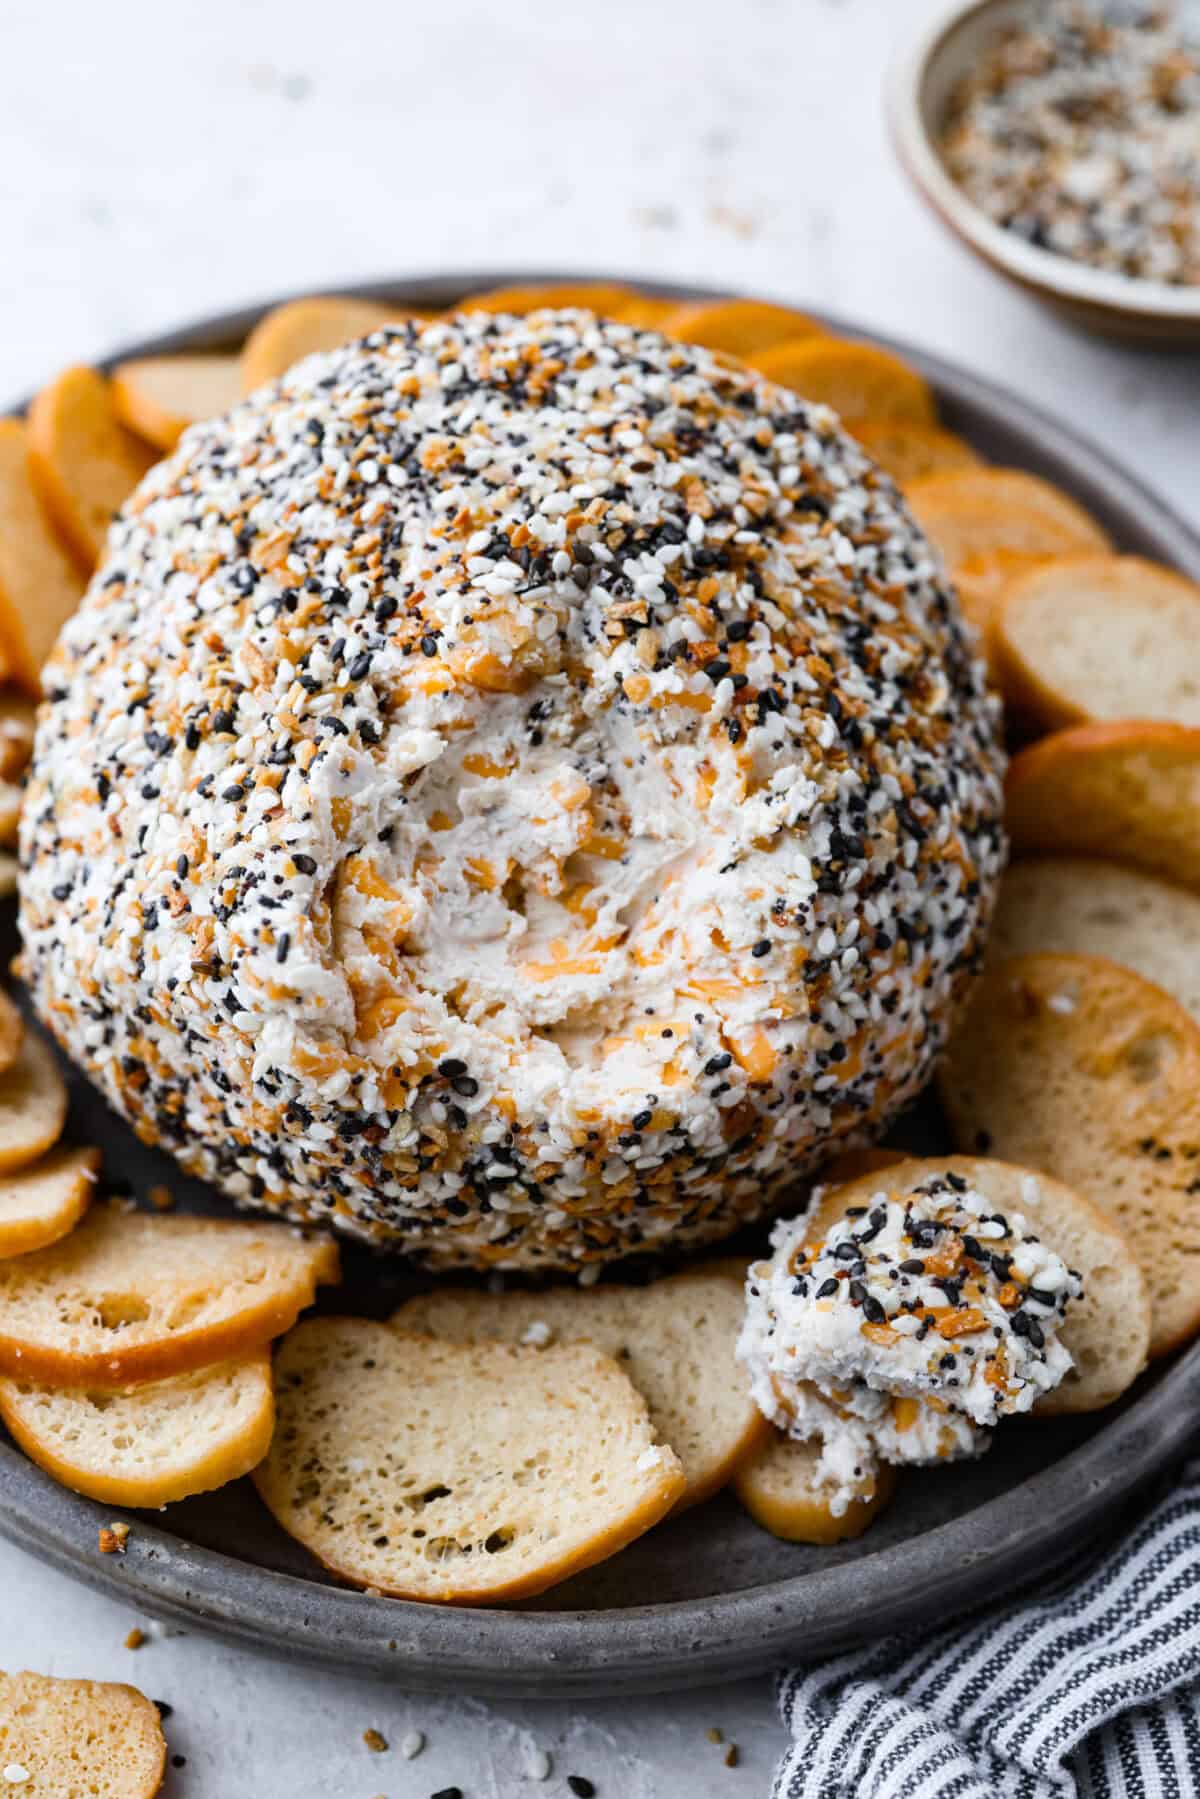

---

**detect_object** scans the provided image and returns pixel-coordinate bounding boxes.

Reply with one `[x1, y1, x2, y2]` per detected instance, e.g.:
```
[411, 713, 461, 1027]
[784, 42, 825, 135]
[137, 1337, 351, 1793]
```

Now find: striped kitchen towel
[775, 1454, 1200, 1798]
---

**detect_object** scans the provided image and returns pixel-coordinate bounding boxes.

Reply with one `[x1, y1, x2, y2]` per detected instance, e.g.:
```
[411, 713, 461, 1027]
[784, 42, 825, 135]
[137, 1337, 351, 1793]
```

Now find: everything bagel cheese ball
[19, 310, 1005, 1270]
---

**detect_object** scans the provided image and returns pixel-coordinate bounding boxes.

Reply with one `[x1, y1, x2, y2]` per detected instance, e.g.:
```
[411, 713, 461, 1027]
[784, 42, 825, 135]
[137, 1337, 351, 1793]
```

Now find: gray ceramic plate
[2, 275, 1199, 1697]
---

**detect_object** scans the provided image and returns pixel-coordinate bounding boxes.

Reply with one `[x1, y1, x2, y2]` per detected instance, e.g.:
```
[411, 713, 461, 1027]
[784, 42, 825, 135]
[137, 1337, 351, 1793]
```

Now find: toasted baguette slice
[0, 1204, 339, 1385]
[111, 355, 242, 452]
[458, 282, 635, 318]
[0, 1147, 98, 1259]
[0, 989, 23, 1077]
[661, 299, 823, 357]
[0, 1353, 274, 1507]
[239, 297, 410, 394]
[1006, 722, 1200, 891]
[0, 781, 20, 847]
[609, 294, 687, 330]
[997, 556, 1200, 730]
[0, 1670, 165, 1797]
[852, 420, 982, 486]
[0, 419, 87, 692]
[991, 858, 1200, 1025]
[26, 367, 156, 573]
[393, 1269, 768, 1511]
[256, 1319, 685, 1603]
[906, 469, 1111, 654]
[813, 1155, 1150, 1412]
[750, 339, 936, 427]
[939, 953, 1200, 1357]
[0, 689, 36, 781]
[734, 1432, 897, 1544]
[0, 1031, 68, 1174]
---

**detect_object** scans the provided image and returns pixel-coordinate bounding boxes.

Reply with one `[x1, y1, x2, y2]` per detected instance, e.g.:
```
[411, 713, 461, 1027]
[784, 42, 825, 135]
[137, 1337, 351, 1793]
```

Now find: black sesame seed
[899, 1258, 925, 1275]
[438, 1058, 466, 1078]
[221, 783, 245, 802]
[210, 709, 235, 735]
[705, 658, 731, 682]
[704, 1053, 732, 1075]
[848, 1279, 868, 1306]
[751, 939, 771, 958]
[816, 1277, 840, 1299]
[292, 854, 317, 874]
[349, 651, 373, 680]
[176, 855, 189, 878]
[275, 934, 291, 964]
[452, 1075, 479, 1098]
[375, 596, 398, 622]
[632, 1110, 652, 1130]
[726, 619, 751, 641]
[567, 1779, 596, 1798]
[421, 634, 440, 657]
[861, 1292, 887, 1325]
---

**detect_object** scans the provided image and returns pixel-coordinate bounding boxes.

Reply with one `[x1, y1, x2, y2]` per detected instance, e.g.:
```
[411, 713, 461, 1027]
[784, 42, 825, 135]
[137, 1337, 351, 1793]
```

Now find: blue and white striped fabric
[775, 1455, 1200, 1798]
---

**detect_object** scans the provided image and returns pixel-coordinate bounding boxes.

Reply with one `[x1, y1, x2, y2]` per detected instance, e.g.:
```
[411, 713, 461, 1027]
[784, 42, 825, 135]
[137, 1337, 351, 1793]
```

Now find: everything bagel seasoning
[20, 309, 1003, 1270]
[942, 2, 1200, 287]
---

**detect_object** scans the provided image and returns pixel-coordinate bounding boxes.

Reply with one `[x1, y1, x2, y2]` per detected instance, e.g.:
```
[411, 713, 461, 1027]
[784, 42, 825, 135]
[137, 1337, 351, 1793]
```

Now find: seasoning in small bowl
[890, 0, 1200, 343]
[941, 1, 1200, 288]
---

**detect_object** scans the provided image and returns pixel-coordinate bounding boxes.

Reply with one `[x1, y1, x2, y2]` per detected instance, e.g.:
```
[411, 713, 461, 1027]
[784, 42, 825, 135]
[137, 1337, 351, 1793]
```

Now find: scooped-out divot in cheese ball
[19, 309, 1003, 1271]
[739, 1170, 1082, 1512]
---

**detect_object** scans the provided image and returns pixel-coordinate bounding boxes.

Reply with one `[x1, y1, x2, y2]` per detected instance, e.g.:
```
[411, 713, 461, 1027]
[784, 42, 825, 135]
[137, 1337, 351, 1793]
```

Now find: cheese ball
[19, 310, 1004, 1270]
[739, 1172, 1081, 1510]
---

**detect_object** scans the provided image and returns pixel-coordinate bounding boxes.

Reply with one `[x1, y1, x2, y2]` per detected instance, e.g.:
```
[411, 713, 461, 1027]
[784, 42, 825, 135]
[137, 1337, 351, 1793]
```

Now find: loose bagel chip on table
[1005, 722, 1200, 890]
[996, 555, 1200, 732]
[939, 953, 1200, 1359]
[990, 858, 1200, 1026]
[395, 1266, 769, 1513]
[0, 1670, 166, 1799]
[255, 1318, 685, 1604]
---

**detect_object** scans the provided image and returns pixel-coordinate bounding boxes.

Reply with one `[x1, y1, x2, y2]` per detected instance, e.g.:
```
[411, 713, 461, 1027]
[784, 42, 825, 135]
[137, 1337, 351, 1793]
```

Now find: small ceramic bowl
[889, 0, 1200, 347]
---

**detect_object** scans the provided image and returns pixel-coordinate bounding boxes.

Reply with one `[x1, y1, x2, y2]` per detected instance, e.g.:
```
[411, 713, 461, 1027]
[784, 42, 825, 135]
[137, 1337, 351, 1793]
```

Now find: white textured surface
[1, 0, 1196, 1791]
